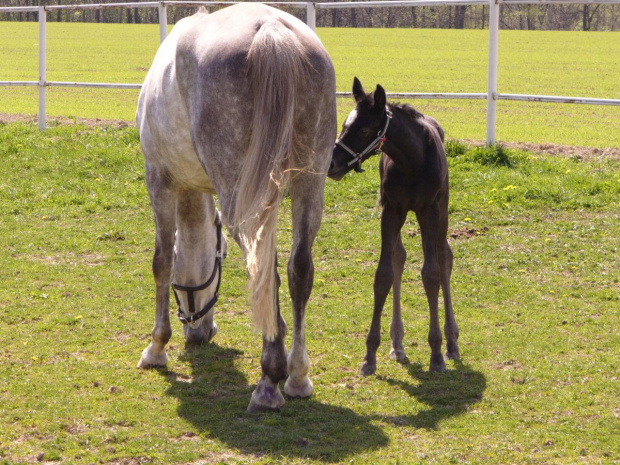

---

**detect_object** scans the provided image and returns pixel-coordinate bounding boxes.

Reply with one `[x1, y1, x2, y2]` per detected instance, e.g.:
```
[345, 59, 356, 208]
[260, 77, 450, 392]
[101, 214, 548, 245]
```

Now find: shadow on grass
[161, 342, 389, 462]
[376, 360, 487, 430]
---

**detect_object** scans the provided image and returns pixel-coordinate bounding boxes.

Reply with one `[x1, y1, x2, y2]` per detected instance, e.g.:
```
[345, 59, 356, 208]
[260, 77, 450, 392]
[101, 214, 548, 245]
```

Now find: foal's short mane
[388, 102, 423, 121]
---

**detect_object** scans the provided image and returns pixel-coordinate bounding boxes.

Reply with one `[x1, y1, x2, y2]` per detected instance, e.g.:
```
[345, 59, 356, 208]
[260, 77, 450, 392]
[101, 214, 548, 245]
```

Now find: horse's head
[328, 77, 390, 180]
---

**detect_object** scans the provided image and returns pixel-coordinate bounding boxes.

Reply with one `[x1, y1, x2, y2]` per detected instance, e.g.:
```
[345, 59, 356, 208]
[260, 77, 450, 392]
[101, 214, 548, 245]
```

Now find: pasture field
[1, 21, 620, 148]
[0, 121, 618, 464]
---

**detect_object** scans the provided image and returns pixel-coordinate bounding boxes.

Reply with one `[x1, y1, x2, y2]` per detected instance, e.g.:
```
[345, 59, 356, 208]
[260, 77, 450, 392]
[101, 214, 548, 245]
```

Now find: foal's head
[328, 77, 390, 180]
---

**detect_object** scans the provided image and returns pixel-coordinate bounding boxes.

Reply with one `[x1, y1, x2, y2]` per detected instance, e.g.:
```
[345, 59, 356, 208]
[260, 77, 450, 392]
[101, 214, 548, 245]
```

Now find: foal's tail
[234, 19, 306, 340]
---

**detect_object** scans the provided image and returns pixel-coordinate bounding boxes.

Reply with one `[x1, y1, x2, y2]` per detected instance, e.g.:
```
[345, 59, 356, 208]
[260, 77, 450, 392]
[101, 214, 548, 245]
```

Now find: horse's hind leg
[417, 203, 446, 372]
[138, 165, 177, 368]
[390, 232, 407, 362]
[282, 173, 324, 399]
[248, 264, 288, 412]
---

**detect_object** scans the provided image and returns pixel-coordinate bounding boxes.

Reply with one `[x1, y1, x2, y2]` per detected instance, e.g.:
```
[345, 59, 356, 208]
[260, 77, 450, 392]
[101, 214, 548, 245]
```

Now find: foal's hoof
[284, 376, 313, 399]
[445, 342, 460, 361]
[389, 347, 407, 362]
[360, 361, 376, 377]
[247, 380, 285, 413]
[137, 346, 168, 369]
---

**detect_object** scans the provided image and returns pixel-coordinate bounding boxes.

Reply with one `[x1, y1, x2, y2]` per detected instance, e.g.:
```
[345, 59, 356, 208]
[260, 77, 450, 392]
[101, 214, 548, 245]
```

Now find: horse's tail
[234, 19, 305, 340]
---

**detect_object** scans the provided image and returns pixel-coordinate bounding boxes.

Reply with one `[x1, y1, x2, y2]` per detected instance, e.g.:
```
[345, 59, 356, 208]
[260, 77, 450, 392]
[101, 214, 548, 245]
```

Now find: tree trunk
[454, 5, 466, 28]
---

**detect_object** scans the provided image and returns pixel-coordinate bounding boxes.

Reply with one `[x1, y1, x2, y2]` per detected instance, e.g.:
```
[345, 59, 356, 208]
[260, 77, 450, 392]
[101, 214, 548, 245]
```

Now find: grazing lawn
[0, 121, 617, 463]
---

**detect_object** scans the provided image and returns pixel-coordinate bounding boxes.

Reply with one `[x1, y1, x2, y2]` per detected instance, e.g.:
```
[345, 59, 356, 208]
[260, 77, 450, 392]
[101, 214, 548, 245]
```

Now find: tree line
[1, 0, 619, 31]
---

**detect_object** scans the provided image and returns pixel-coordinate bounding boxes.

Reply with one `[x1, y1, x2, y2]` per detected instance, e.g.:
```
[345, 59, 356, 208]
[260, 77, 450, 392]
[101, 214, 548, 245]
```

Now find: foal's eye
[360, 128, 371, 137]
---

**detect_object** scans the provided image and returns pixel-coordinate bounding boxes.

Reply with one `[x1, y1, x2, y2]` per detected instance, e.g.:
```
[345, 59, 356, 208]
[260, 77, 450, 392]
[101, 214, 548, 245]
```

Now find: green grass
[1, 22, 619, 148]
[0, 122, 618, 464]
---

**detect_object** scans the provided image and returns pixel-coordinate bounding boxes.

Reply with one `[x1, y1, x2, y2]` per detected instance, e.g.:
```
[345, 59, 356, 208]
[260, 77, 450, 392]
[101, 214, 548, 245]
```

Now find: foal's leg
[138, 165, 177, 368]
[361, 204, 407, 376]
[417, 203, 446, 372]
[283, 174, 324, 398]
[389, 233, 407, 362]
[437, 192, 460, 360]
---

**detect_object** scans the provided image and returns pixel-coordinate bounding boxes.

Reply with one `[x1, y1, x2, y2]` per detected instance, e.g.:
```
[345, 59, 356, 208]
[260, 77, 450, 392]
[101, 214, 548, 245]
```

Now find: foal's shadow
[160, 343, 388, 462]
[376, 360, 487, 430]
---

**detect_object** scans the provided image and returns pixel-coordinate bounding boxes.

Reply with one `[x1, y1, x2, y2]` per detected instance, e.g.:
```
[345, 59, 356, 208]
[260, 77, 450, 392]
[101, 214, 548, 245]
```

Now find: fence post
[306, 2, 316, 31]
[486, 0, 499, 145]
[158, 2, 168, 43]
[38, 5, 47, 131]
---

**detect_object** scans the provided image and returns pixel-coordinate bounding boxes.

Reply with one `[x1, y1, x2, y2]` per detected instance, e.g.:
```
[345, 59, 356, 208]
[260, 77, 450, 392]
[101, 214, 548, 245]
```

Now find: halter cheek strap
[335, 108, 392, 173]
[172, 214, 224, 325]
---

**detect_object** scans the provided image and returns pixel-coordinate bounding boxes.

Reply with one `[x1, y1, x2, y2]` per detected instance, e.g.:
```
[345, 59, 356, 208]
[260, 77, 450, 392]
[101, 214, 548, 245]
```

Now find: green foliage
[0, 123, 618, 464]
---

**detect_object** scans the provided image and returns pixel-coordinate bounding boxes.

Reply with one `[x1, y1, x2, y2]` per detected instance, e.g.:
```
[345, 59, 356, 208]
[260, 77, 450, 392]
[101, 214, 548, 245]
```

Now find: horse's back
[138, 4, 335, 195]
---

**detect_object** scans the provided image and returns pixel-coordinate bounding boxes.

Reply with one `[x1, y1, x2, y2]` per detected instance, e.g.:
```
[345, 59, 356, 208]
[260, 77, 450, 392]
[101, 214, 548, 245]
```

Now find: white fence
[1, 0, 619, 143]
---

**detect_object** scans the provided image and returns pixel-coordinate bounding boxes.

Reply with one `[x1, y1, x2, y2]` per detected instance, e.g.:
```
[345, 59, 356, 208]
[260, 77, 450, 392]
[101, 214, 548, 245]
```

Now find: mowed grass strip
[0, 122, 618, 464]
[1, 21, 619, 147]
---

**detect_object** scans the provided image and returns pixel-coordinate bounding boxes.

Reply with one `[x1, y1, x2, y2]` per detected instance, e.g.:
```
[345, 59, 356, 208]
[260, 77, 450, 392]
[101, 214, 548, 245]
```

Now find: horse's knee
[152, 244, 173, 285]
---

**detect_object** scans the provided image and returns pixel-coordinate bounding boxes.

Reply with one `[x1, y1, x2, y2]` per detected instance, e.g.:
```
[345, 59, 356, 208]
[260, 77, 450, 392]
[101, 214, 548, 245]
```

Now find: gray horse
[136, 4, 336, 412]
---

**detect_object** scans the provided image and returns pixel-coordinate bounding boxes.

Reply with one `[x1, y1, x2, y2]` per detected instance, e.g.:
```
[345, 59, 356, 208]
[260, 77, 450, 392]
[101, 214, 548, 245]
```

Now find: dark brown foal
[328, 77, 460, 374]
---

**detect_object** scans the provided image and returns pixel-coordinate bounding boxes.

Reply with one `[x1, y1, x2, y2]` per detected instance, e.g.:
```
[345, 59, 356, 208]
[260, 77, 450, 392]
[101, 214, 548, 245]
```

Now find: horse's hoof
[284, 376, 313, 399]
[360, 361, 376, 376]
[389, 348, 407, 361]
[247, 380, 285, 413]
[137, 346, 168, 369]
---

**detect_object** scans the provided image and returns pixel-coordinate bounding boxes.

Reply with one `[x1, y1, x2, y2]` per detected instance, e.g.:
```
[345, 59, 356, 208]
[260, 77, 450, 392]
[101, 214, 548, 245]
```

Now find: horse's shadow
[160, 343, 388, 462]
[375, 360, 487, 430]
[161, 344, 485, 461]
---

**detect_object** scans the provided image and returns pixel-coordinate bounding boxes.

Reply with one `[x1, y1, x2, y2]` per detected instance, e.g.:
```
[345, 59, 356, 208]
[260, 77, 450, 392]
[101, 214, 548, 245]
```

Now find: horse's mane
[388, 102, 423, 121]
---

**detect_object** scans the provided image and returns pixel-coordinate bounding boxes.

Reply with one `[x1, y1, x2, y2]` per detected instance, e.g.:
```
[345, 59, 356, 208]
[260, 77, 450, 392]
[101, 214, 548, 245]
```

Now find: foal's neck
[383, 104, 427, 175]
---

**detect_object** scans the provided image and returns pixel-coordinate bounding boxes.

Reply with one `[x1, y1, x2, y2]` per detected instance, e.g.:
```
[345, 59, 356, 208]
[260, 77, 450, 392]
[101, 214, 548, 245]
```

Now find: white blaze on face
[344, 109, 358, 129]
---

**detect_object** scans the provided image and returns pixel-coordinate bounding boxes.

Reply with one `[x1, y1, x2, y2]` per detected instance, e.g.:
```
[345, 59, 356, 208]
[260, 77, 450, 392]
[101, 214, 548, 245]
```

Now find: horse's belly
[147, 137, 216, 194]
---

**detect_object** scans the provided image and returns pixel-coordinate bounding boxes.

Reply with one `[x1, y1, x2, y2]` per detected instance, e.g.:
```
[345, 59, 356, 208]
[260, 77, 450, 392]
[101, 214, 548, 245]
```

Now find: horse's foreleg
[138, 167, 177, 368]
[361, 204, 407, 376]
[440, 238, 460, 360]
[389, 233, 407, 362]
[417, 205, 446, 372]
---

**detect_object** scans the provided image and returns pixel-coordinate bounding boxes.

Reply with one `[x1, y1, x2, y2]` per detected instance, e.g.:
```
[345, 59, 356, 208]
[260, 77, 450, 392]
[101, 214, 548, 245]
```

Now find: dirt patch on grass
[458, 138, 620, 161]
[0, 113, 132, 129]
[3, 113, 618, 160]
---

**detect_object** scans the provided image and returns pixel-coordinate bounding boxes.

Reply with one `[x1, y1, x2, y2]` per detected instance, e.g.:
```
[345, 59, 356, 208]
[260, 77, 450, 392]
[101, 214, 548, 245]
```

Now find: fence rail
[1, 0, 619, 143]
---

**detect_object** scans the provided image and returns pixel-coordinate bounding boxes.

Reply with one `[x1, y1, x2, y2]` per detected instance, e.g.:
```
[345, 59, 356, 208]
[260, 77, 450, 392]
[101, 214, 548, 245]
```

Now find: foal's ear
[352, 77, 366, 103]
[373, 84, 387, 112]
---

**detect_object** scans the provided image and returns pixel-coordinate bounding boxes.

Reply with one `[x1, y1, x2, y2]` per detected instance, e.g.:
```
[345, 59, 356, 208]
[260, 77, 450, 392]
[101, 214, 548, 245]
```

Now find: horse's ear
[352, 77, 365, 103]
[373, 84, 387, 112]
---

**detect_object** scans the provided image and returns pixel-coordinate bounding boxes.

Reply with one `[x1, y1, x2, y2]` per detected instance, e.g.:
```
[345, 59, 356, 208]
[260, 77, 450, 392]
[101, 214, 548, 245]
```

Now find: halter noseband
[172, 213, 224, 325]
[335, 108, 393, 173]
